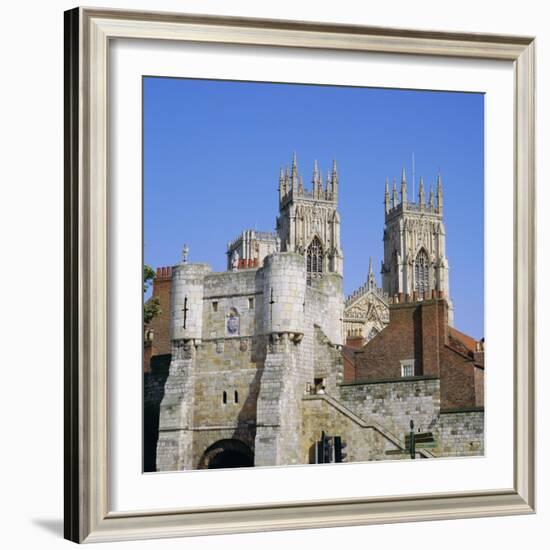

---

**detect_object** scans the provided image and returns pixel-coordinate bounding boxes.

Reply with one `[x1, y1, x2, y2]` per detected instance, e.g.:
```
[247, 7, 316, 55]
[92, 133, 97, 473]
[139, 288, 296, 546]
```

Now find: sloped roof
[448, 326, 478, 353]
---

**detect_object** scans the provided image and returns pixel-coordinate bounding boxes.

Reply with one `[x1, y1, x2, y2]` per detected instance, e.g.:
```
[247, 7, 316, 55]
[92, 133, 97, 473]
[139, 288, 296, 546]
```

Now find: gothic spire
[384, 177, 390, 214]
[312, 159, 319, 182]
[278, 166, 286, 201]
[312, 160, 320, 198]
[326, 169, 332, 198]
[368, 256, 376, 290]
[436, 171, 443, 213]
[400, 167, 407, 207]
[392, 177, 398, 208]
[418, 176, 425, 207]
[331, 158, 339, 199]
[429, 182, 434, 208]
[291, 152, 299, 188]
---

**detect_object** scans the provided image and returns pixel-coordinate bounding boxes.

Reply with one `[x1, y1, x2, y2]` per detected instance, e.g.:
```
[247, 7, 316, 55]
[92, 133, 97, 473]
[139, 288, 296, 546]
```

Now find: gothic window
[307, 236, 323, 279]
[414, 249, 429, 297]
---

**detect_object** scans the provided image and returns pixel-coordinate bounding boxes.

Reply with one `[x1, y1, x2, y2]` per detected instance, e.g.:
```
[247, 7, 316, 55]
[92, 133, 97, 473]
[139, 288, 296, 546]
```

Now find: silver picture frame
[64, 7, 535, 543]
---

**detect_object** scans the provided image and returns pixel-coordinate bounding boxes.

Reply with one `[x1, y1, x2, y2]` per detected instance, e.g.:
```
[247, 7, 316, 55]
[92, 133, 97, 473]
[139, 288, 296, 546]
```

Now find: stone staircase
[303, 393, 435, 459]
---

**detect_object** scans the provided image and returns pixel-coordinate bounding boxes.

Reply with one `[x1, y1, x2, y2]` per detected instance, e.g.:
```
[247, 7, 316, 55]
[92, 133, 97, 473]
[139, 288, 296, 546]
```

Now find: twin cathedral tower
[228, 153, 450, 297]
[226, 152, 452, 333]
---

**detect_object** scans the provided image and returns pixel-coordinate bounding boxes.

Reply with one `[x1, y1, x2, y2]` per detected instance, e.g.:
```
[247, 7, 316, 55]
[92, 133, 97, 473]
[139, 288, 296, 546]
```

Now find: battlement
[385, 200, 442, 222]
[226, 229, 278, 271]
[384, 169, 444, 219]
[278, 153, 339, 206]
[388, 288, 447, 304]
[155, 266, 173, 279]
[226, 230, 277, 251]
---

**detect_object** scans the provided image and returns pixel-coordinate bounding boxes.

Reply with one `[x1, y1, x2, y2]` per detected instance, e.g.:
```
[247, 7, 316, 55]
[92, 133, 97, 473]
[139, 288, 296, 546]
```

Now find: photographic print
[142, 77, 484, 472]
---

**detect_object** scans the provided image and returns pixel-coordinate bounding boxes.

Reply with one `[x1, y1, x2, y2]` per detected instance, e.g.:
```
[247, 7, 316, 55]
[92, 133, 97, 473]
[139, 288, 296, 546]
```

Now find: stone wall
[143, 355, 170, 471]
[436, 409, 484, 457]
[255, 253, 310, 466]
[339, 376, 441, 440]
[301, 396, 403, 463]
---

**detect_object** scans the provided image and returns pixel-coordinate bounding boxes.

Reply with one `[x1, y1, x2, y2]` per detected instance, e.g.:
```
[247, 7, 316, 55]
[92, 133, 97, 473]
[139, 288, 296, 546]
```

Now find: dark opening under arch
[198, 439, 254, 469]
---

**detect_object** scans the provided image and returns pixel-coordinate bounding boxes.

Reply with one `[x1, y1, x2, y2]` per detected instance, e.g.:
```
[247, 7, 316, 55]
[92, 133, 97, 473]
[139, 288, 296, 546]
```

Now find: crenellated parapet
[385, 168, 444, 221]
[279, 152, 338, 207]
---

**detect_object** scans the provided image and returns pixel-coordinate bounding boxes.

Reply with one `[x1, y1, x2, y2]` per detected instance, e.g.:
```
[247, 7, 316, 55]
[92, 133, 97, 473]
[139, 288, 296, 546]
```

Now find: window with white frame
[400, 359, 415, 378]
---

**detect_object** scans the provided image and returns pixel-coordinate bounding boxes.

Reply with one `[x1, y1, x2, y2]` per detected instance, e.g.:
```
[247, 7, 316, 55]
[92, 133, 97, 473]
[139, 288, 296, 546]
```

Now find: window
[400, 360, 415, 378]
[414, 249, 429, 297]
[248, 297, 254, 309]
[222, 391, 227, 404]
[212, 301, 218, 312]
[307, 236, 323, 279]
[234, 390, 239, 404]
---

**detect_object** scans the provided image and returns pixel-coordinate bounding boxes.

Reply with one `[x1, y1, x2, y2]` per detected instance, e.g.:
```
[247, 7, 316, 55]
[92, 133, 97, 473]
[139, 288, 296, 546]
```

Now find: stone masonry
[149, 155, 484, 471]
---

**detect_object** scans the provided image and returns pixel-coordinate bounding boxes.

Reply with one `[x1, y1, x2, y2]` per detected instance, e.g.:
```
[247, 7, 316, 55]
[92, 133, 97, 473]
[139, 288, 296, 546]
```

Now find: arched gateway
[198, 439, 254, 469]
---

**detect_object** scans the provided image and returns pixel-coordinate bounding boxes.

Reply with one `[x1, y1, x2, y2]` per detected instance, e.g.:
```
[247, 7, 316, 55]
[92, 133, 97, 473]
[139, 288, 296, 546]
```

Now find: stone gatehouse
[145, 154, 484, 471]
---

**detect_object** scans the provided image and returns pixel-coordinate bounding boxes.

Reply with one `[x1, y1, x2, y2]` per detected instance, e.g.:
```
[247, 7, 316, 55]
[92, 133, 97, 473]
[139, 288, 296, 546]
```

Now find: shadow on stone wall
[143, 354, 171, 472]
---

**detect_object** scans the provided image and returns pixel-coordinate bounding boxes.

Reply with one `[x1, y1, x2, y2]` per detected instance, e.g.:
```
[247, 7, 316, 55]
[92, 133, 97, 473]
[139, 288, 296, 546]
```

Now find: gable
[344, 290, 389, 324]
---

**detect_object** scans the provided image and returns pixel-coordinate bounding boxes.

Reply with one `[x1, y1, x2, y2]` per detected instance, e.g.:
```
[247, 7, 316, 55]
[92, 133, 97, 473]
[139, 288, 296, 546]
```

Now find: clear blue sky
[144, 77, 484, 338]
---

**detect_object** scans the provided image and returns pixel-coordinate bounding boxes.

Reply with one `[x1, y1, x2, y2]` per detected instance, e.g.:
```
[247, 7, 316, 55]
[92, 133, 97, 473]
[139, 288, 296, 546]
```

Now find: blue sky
[144, 77, 484, 338]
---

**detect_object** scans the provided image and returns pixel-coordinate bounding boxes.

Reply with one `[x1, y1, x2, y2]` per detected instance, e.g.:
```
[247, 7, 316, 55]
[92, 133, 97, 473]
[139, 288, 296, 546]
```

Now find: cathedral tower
[276, 153, 343, 279]
[381, 169, 452, 323]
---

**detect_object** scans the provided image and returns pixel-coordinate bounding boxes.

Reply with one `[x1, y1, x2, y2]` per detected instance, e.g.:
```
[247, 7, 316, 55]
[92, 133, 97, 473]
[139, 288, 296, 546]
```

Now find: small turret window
[307, 237, 323, 279]
[222, 391, 227, 404]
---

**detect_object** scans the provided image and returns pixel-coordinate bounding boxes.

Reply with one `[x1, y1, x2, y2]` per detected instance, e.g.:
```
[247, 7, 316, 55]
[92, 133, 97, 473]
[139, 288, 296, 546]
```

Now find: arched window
[307, 237, 323, 279]
[414, 249, 429, 297]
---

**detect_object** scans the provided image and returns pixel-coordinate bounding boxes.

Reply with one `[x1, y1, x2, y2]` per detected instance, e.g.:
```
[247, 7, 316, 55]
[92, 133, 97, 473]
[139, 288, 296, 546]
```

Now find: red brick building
[144, 266, 173, 373]
[346, 298, 484, 410]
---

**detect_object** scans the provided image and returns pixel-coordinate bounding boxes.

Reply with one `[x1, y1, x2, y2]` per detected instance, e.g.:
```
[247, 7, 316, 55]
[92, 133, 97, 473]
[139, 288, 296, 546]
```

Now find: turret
[326, 170, 332, 200]
[331, 159, 339, 200]
[384, 177, 390, 214]
[436, 171, 443, 213]
[418, 176, 425, 208]
[263, 253, 306, 337]
[170, 261, 211, 343]
[367, 256, 376, 290]
[291, 151, 299, 190]
[400, 167, 407, 207]
[392, 178, 398, 208]
[429, 183, 434, 208]
[278, 166, 286, 202]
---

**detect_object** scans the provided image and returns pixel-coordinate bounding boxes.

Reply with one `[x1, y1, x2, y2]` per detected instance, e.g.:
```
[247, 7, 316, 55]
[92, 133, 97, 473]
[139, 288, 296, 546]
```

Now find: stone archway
[198, 439, 254, 469]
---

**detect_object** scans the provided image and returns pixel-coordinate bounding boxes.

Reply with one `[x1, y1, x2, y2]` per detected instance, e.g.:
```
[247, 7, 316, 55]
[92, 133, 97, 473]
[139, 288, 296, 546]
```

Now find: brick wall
[353, 298, 482, 409]
[143, 266, 173, 372]
[354, 299, 447, 380]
